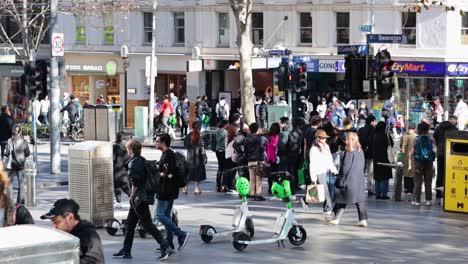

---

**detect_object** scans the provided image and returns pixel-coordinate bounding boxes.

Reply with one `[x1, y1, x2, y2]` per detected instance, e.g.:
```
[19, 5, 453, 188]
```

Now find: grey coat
[334, 149, 366, 204]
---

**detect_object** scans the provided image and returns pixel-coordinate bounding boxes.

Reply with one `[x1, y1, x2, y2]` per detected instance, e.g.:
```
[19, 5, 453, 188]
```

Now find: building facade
[52, 0, 468, 127]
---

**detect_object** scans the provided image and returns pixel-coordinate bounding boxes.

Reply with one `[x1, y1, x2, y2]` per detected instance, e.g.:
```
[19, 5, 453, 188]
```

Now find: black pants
[333, 202, 368, 221]
[114, 183, 131, 203]
[287, 157, 301, 194]
[123, 199, 168, 252]
[215, 151, 226, 191]
[404, 177, 414, 194]
[436, 155, 445, 198]
[181, 119, 188, 137]
[224, 158, 236, 190]
[268, 163, 279, 193]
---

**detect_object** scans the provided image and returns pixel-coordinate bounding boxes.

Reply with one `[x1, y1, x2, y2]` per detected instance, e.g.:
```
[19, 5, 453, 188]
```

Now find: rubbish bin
[0, 225, 80, 263]
[95, 104, 122, 142]
[68, 141, 114, 226]
[83, 104, 96, 141]
[444, 130, 468, 214]
[134, 106, 148, 139]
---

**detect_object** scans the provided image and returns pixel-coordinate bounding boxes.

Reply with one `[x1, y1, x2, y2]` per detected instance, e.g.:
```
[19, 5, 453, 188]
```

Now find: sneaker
[356, 220, 368, 227]
[426, 201, 432, 206]
[158, 248, 171, 261]
[323, 211, 332, 215]
[177, 232, 190, 251]
[113, 249, 132, 259]
[327, 219, 339, 225]
[290, 195, 297, 201]
[300, 197, 309, 209]
[114, 202, 122, 209]
[256, 196, 266, 201]
[413, 202, 421, 206]
[382, 196, 391, 200]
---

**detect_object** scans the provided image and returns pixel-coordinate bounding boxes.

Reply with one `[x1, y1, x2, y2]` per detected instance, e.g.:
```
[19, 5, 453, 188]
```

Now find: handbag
[200, 140, 208, 165]
[297, 160, 309, 185]
[306, 183, 325, 203]
[256, 161, 271, 178]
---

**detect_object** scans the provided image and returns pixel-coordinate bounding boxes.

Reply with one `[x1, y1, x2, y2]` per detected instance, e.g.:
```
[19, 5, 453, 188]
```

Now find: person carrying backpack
[154, 133, 190, 252]
[113, 139, 172, 261]
[216, 96, 230, 122]
[410, 122, 436, 206]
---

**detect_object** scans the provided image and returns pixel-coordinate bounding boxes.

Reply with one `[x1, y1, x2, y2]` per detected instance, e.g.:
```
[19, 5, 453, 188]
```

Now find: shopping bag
[306, 184, 325, 204]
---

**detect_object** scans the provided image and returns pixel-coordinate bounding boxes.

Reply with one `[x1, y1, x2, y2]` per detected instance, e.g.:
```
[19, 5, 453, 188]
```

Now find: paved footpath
[23, 141, 468, 264]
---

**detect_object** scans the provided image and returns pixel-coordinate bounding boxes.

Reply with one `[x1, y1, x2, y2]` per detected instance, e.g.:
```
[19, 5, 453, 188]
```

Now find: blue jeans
[41, 112, 49, 126]
[156, 199, 183, 248]
[327, 172, 336, 203]
[375, 180, 389, 197]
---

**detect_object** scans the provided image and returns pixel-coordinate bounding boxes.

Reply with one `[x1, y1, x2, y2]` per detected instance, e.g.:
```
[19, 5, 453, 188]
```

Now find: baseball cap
[40, 198, 80, 219]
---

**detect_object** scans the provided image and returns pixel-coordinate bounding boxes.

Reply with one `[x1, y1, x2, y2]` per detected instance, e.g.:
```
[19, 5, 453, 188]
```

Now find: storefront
[64, 54, 124, 106]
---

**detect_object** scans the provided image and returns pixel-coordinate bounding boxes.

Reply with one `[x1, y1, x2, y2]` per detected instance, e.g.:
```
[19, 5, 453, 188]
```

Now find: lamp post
[121, 45, 129, 127]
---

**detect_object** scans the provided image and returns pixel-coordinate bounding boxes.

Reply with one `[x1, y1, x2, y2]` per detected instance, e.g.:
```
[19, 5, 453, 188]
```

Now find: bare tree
[405, 0, 461, 14]
[230, 0, 255, 125]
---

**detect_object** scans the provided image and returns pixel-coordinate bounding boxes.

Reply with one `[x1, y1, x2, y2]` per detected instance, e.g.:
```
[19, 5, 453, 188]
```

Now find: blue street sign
[360, 25, 372, 32]
[367, 34, 409, 44]
[337, 45, 368, 55]
[268, 49, 292, 56]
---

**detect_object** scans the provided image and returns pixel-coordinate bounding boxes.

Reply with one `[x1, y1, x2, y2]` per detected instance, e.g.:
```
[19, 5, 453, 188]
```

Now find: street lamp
[120, 44, 129, 127]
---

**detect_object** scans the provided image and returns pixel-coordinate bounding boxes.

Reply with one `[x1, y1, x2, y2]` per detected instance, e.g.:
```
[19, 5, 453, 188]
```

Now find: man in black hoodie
[41, 198, 104, 264]
[358, 115, 377, 196]
[155, 133, 190, 251]
[0, 105, 15, 159]
[433, 115, 458, 202]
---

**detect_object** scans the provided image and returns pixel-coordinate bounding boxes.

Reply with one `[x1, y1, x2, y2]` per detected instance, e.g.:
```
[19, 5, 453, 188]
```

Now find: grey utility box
[68, 141, 113, 226]
[83, 104, 96, 141]
[96, 104, 122, 142]
[0, 225, 80, 264]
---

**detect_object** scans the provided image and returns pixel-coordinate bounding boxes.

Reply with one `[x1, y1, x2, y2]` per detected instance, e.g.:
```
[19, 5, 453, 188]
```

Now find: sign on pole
[145, 56, 157, 78]
[367, 34, 409, 44]
[51, 33, 64, 57]
[360, 25, 372, 32]
[337, 45, 368, 55]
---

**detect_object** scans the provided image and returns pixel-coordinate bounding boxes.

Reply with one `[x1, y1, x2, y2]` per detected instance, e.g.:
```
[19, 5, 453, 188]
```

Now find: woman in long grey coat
[326, 132, 368, 227]
[185, 121, 206, 194]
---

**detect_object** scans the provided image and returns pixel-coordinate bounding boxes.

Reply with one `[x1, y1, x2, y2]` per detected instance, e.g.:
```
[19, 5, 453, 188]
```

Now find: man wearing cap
[433, 115, 458, 203]
[41, 198, 104, 264]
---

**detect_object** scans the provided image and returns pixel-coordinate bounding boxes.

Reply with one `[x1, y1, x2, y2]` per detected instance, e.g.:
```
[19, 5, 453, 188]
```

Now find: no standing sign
[52, 33, 64, 57]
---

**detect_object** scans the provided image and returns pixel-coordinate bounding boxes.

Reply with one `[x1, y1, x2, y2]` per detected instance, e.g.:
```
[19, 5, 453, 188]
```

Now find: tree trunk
[231, 0, 255, 125]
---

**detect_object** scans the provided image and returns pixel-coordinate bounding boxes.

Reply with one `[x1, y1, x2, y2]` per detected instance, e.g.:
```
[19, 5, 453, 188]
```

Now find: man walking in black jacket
[433, 115, 458, 202]
[113, 139, 172, 260]
[358, 115, 377, 196]
[155, 133, 190, 251]
[41, 198, 105, 264]
[0, 105, 15, 159]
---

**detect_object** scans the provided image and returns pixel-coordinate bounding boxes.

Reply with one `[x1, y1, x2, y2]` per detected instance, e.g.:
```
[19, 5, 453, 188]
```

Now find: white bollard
[25, 159, 37, 207]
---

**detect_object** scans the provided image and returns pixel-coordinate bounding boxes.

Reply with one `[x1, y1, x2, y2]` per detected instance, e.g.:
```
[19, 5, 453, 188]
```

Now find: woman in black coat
[113, 133, 130, 207]
[326, 132, 367, 227]
[373, 121, 394, 199]
[185, 121, 207, 194]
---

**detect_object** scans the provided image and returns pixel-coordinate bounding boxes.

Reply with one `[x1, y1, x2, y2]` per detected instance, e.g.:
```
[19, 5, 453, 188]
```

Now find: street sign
[51, 33, 64, 57]
[337, 45, 368, 55]
[367, 34, 409, 44]
[268, 49, 292, 56]
[145, 56, 157, 78]
[360, 25, 372, 32]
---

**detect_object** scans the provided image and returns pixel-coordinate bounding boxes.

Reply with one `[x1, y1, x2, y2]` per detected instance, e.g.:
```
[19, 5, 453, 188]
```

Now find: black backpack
[174, 150, 189, 188]
[144, 160, 162, 194]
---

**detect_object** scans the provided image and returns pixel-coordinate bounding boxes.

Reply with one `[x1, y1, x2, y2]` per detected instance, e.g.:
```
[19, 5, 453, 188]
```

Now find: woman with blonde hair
[326, 132, 368, 227]
[0, 160, 15, 227]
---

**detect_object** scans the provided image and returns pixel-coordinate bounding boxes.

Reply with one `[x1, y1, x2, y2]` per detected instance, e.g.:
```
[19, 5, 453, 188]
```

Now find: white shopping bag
[306, 184, 325, 204]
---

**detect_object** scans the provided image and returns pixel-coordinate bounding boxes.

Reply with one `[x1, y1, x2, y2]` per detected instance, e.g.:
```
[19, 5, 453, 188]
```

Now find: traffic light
[287, 65, 295, 90]
[345, 55, 367, 98]
[375, 49, 394, 100]
[294, 62, 307, 93]
[275, 62, 288, 91]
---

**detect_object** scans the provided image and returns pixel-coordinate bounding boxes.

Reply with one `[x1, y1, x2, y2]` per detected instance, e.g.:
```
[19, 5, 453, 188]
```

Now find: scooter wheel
[200, 225, 216, 243]
[288, 225, 307, 246]
[232, 232, 250, 251]
[245, 218, 255, 238]
[106, 219, 120, 236]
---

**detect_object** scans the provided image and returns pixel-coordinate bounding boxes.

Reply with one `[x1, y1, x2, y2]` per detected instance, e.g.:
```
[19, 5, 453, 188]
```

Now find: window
[252, 12, 263, 46]
[402, 12, 416, 45]
[462, 13, 468, 45]
[299, 12, 312, 44]
[218, 13, 229, 46]
[75, 16, 86, 43]
[143, 12, 152, 43]
[336, 12, 349, 44]
[103, 14, 114, 44]
[174, 12, 185, 45]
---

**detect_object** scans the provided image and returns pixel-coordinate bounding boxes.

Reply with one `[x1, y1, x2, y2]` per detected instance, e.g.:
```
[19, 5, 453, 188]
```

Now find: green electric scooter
[199, 165, 255, 243]
[232, 171, 307, 251]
